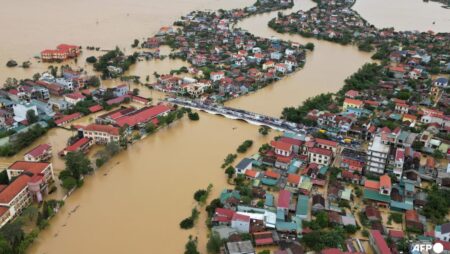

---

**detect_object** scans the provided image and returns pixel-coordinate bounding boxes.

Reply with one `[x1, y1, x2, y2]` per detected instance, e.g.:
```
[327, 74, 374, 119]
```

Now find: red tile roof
[405, 210, 419, 222]
[89, 105, 103, 113]
[25, 144, 51, 158]
[245, 169, 259, 178]
[365, 206, 381, 219]
[0, 206, 9, 217]
[277, 190, 291, 209]
[270, 140, 292, 151]
[389, 230, 404, 239]
[8, 161, 50, 175]
[232, 213, 250, 223]
[287, 174, 300, 185]
[115, 105, 171, 128]
[264, 170, 280, 179]
[278, 137, 303, 146]
[380, 174, 391, 189]
[345, 90, 359, 98]
[54, 112, 82, 125]
[83, 124, 120, 136]
[0, 175, 31, 204]
[344, 98, 363, 106]
[321, 248, 343, 254]
[66, 137, 91, 152]
[315, 138, 338, 148]
[370, 230, 391, 254]
[213, 208, 235, 223]
[65, 92, 86, 100]
[309, 147, 333, 157]
[365, 180, 380, 190]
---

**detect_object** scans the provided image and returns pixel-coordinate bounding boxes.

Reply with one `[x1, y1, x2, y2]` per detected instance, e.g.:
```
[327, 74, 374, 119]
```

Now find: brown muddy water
[0, 0, 440, 253]
[353, 0, 450, 33]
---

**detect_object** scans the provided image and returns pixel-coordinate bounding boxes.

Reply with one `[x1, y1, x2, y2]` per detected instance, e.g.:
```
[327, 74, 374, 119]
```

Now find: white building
[55, 78, 74, 91]
[367, 135, 390, 175]
[231, 213, 250, 233]
[308, 147, 333, 166]
[13, 103, 38, 122]
[81, 124, 120, 144]
[435, 223, 450, 241]
[0, 175, 32, 228]
[393, 148, 404, 179]
[210, 71, 225, 82]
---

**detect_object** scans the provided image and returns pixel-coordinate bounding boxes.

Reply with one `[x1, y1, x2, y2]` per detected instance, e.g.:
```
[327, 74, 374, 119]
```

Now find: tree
[22, 206, 38, 222]
[314, 211, 329, 228]
[26, 110, 38, 124]
[61, 176, 77, 190]
[86, 56, 97, 64]
[305, 42, 315, 51]
[206, 233, 222, 254]
[0, 235, 12, 254]
[131, 39, 139, 48]
[344, 225, 358, 234]
[194, 189, 207, 202]
[432, 149, 445, 159]
[4, 77, 19, 90]
[184, 236, 200, 254]
[180, 218, 194, 229]
[6, 60, 17, 67]
[105, 142, 120, 156]
[237, 140, 253, 153]
[145, 122, 156, 134]
[423, 185, 450, 224]
[225, 166, 235, 179]
[389, 213, 403, 224]
[301, 228, 346, 251]
[87, 76, 101, 87]
[188, 112, 200, 121]
[22, 61, 31, 68]
[258, 126, 270, 136]
[132, 88, 140, 96]
[32, 73, 41, 81]
[0, 220, 24, 250]
[64, 151, 93, 180]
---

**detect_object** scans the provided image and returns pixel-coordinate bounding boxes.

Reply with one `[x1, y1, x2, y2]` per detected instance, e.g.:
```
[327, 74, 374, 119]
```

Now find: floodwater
[0, 0, 441, 253]
[353, 0, 450, 33]
[228, 0, 373, 116]
[0, 0, 254, 82]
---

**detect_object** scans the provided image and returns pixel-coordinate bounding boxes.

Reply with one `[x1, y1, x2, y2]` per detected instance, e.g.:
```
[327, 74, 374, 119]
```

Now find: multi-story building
[40, 44, 80, 62]
[343, 98, 364, 111]
[24, 144, 52, 162]
[393, 148, 404, 179]
[7, 161, 55, 186]
[308, 147, 333, 166]
[81, 124, 121, 144]
[270, 140, 292, 157]
[367, 135, 390, 175]
[0, 175, 32, 228]
[315, 138, 338, 155]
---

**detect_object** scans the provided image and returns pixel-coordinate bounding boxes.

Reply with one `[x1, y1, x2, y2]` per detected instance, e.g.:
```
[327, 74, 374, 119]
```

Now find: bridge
[166, 98, 311, 134]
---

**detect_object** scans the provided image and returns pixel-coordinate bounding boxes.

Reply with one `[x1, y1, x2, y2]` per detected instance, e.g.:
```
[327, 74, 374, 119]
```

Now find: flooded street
[0, 0, 444, 253]
[353, 0, 450, 33]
